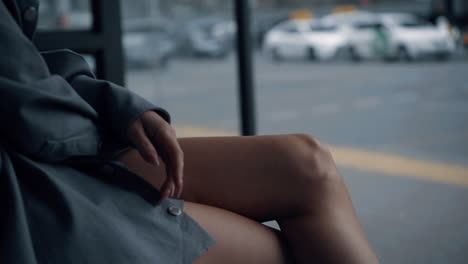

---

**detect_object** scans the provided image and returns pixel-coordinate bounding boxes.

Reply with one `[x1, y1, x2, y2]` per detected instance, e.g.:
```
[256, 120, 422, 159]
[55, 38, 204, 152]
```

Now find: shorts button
[23, 6, 37, 22]
[167, 206, 182, 216]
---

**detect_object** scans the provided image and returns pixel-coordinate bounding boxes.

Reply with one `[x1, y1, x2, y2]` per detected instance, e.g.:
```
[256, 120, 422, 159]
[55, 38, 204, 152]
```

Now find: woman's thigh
[184, 201, 291, 264]
[118, 135, 311, 221]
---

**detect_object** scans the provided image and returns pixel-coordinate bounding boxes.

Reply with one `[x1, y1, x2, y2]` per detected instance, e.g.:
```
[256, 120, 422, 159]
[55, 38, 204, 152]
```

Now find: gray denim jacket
[0, 0, 170, 161]
[0, 1, 214, 263]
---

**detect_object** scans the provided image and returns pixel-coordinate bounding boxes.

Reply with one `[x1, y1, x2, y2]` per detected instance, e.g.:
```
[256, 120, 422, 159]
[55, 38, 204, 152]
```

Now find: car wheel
[382, 55, 396, 62]
[271, 47, 283, 62]
[158, 56, 170, 69]
[435, 53, 450, 61]
[216, 50, 229, 59]
[307, 47, 317, 61]
[348, 47, 361, 62]
[397, 46, 412, 62]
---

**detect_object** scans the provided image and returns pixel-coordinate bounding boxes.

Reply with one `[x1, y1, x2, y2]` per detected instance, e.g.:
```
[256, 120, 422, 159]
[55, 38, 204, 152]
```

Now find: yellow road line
[174, 125, 468, 187]
[330, 146, 468, 187]
[175, 125, 237, 137]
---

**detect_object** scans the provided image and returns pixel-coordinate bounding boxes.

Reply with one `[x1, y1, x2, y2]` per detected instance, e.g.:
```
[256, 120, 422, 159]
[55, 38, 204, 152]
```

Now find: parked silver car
[179, 17, 236, 58]
[263, 19, 349, 61]
[123, 19, 176, 68]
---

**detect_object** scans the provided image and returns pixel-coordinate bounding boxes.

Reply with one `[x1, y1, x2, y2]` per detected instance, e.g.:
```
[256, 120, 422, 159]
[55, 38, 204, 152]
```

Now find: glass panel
[121, 0, 239, 137]
[37, 0, 92, 31]
[254, 1, 468, 263]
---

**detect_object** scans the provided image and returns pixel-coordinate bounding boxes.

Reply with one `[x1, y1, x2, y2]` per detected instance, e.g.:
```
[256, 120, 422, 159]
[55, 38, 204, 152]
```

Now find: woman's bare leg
[184, 201, 292, 264]
[118, 134, 379, 263]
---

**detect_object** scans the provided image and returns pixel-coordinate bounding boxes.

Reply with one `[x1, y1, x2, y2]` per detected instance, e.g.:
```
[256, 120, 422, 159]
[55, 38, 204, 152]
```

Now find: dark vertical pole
[446, 0, 454, 22]
[91, 0, 125, 86]
[35, 0, 124, 86]
[234, 0, 256, 136]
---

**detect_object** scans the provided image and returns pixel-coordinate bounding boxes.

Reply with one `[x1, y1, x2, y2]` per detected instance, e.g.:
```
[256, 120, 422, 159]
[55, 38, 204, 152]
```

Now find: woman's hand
[127, 111, 183, 203]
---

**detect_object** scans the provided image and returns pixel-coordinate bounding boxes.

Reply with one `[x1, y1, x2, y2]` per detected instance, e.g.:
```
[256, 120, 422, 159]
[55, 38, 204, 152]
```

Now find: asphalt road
[126, 54, 468, 263]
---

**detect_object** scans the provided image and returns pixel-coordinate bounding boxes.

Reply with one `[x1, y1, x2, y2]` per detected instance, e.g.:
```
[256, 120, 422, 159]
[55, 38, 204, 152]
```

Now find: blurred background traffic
[37, 1, 468, 263]
[37, 0, 468, 67]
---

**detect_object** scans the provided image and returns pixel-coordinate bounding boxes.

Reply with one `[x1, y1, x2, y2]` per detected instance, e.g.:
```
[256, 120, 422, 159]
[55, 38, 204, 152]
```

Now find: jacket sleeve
[40, 50, 171, 145]
[0, 2, 100, 161]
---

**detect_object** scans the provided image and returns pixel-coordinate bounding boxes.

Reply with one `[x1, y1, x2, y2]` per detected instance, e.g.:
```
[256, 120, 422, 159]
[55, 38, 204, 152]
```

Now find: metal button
[23, 6, 37, 22]
[110, 161, 128, 170]
[167, 206, 182, 216]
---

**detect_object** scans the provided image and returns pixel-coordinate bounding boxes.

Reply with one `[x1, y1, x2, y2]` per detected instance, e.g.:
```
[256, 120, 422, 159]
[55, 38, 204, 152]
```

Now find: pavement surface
[126, 53, 468, 263]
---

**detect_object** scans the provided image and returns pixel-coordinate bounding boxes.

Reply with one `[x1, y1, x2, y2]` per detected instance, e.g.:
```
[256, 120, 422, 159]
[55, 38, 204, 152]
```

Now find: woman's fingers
[128, 119, 160, 166]
[128, 111, 184, 201]
[158, 178, 175, 204]
[152, 138, 183, 199]
[142, 115, 184, 199]
[159, 132, 184, 198]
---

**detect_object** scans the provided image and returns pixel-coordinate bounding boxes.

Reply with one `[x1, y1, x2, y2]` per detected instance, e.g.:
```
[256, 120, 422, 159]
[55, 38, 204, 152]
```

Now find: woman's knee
[276, 134, 340, 179]
[274, 134, 344, 203]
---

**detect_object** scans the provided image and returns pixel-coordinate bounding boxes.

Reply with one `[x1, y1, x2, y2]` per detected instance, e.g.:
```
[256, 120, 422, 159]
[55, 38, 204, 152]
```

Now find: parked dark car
[123, 19, 176, 68]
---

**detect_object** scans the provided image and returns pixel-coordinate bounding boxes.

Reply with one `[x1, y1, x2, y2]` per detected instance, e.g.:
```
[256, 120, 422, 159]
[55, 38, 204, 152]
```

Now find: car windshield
[353, 22, 383, 30]
[399, 19, 430, 28]
[309, 24, 337, 32]
[387, 15, 431, 28]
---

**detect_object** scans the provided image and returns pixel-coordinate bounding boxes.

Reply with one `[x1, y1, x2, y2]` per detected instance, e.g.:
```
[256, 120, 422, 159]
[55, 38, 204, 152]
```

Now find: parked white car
[263, 19, 349, 61]
[320, 12, 382, 61]
[379, 13, 456, 61]
[322, 12, 456, 61]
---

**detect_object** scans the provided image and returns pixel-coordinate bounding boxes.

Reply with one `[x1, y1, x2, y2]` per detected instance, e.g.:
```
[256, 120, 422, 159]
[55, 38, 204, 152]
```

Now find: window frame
[34, 0, 256, 136]
[34, 0, 125, 86]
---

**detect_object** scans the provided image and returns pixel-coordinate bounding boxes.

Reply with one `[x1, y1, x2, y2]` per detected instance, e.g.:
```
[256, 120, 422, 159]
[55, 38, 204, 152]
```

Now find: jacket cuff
[121, 105, 172, 140]
[68, 74, 171, 145]
[105, 82, 171, 144]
